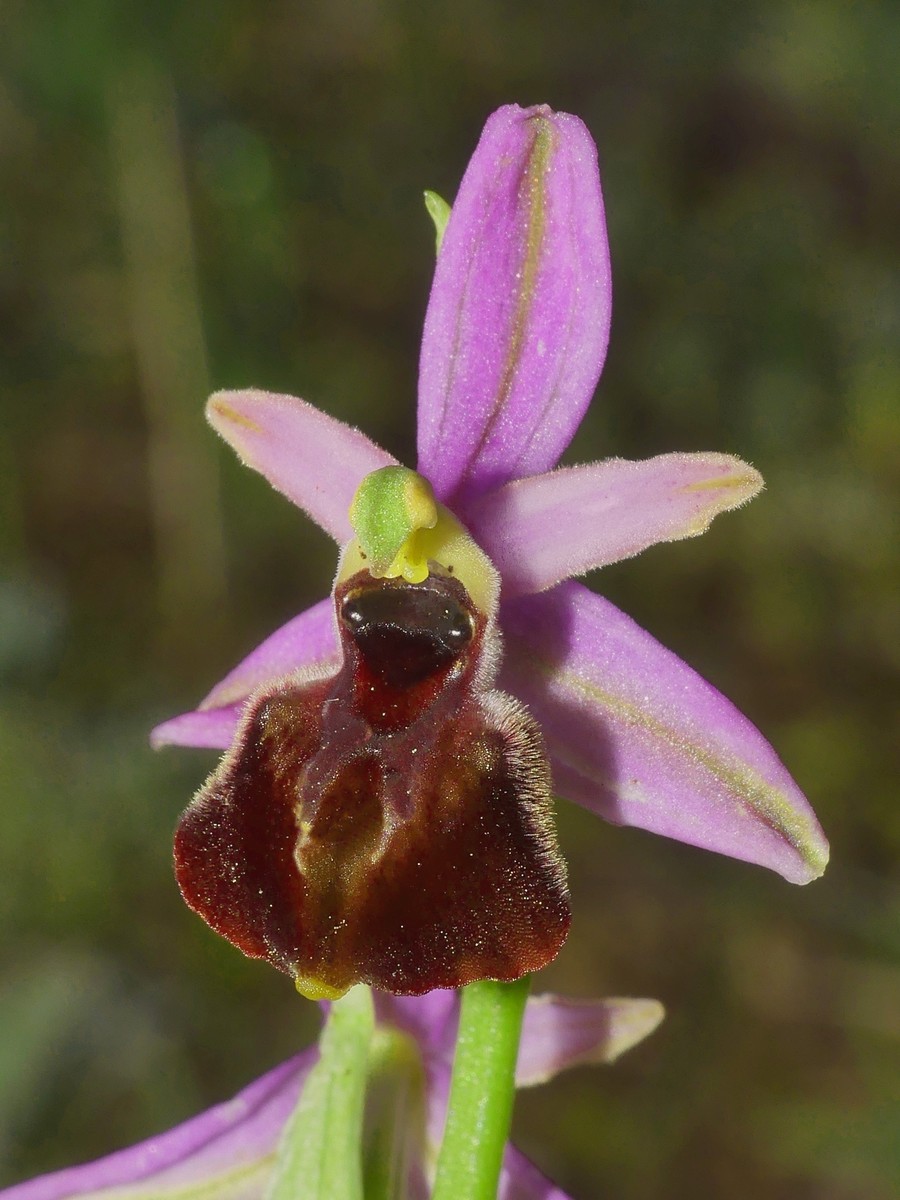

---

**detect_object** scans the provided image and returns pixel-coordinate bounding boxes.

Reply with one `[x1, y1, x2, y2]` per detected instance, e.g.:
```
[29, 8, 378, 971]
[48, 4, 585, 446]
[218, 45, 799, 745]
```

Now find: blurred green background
[1, 1, 898, 1197]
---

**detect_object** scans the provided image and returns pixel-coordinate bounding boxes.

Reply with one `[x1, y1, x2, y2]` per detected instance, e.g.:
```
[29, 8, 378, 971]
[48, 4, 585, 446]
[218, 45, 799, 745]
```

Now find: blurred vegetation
[1, 1, 898, 1197]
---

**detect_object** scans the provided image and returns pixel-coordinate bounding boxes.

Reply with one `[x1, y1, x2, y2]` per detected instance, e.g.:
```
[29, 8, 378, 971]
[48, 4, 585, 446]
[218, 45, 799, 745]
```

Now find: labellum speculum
[174, 467, 570, 998]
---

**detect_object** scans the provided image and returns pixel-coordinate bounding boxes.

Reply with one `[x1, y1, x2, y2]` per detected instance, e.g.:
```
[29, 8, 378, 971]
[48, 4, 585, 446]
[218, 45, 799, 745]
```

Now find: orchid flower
[2, 990, 664, 1200]
[153, 103, 828, 896]
[5, 102, 829, 1200]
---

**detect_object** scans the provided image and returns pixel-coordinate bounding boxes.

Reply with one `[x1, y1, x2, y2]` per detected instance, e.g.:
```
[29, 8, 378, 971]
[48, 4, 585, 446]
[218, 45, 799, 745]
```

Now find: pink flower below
[2, 992, 665, 1199]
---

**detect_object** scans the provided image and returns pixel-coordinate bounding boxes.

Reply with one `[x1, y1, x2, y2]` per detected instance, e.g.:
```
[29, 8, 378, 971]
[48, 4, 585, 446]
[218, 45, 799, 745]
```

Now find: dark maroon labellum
[174, 570, 570, 996]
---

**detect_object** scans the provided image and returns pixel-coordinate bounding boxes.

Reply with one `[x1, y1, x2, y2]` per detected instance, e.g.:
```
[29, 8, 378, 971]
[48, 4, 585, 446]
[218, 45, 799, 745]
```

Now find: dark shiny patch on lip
[340, 575, 474, 688]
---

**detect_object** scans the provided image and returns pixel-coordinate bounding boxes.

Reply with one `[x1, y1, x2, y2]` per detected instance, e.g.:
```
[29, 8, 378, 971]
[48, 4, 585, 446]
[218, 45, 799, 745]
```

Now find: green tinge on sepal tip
[424, 190, 451, 252]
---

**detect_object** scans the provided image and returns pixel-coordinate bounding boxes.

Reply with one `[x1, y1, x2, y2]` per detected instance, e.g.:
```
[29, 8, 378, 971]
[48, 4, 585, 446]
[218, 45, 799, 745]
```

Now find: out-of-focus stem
[266, 985, 375, 1200]
[108, 57, 227, 658]
[363, 1027, 426, 1200]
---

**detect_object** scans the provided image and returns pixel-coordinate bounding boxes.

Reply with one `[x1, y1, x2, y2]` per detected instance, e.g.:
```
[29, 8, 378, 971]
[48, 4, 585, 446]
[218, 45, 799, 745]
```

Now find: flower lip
[173, 559, 570, 997]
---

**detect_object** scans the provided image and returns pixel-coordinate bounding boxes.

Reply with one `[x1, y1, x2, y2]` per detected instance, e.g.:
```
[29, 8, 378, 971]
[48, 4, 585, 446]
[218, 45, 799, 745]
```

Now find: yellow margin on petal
[511, 638, 829, 882]
[79, 1154, 273, 1199]
[454, 113, 556, 478]
[681, 469, 762, 495]
[677, 464, 763, 537]
[207, 395, 263, 434]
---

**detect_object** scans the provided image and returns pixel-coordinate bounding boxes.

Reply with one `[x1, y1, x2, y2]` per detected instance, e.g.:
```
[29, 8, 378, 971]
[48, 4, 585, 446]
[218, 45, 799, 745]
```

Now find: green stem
[363, 1027, 426, 1200]
[265, 985, 374, 1200]
[431, 976, 531, 1200]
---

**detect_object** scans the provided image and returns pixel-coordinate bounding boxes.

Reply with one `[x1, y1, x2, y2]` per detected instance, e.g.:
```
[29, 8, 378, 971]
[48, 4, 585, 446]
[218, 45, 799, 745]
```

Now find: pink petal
[499, 1146, 573, 1200]
[200, 599, 339, 710]
[207, 390, 397, 542]
[151, 599, 341, 750]
[516, 995, 665, 1087]
[500, 583, 829, 884]
[374, 990, 459, 1061]
[468, 453, 763, 597]
[2, 1053, 313, 1199]
[150, 704, 241, 750]
[417, 104, 611, 507]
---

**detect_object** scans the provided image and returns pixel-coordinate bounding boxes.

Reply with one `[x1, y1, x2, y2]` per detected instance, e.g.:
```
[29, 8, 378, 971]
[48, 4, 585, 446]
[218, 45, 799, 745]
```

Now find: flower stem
[431, 976, 531, 1200]
[363, 1027, 426, 1200]
[265, 984, 374, 1200]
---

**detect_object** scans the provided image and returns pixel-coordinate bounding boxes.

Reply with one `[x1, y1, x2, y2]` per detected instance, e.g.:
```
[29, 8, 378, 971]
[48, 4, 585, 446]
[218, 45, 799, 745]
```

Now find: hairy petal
[375, 990, 663, 1087]
[516, 995, 665, 1086]
[151, 599, 340, 750]
[417, 104, 611, 506]
[468, 453, 763, 596]
[500, 583, 829, 884]
[1, 1054, 313, 1200]
[207, 390, 397, 542]
[150, 704, 241, 750]
[200, 599, 339, 710]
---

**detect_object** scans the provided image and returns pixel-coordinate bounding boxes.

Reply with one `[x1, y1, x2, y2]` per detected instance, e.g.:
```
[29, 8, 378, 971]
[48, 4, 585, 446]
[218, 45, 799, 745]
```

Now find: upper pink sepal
[207, 389, 396, 543]
[500, 582, 829, 884]
[468, 452, 763, 596]
[417, 104, 611, 505]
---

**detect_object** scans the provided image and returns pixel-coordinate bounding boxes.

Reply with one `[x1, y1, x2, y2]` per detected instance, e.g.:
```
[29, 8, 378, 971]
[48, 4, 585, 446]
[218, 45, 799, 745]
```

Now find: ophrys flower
[155, 103, 828, 997]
